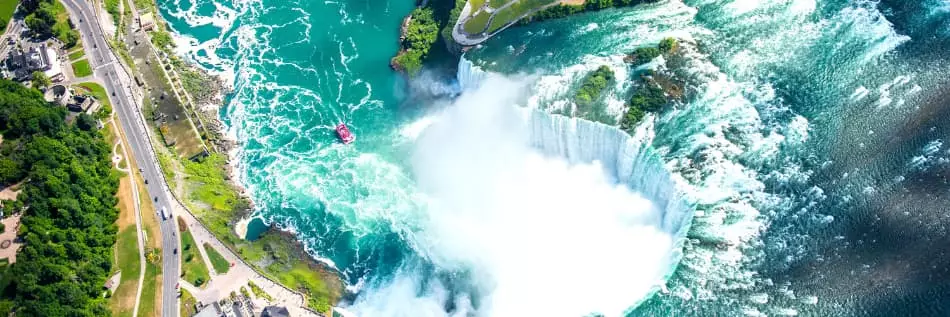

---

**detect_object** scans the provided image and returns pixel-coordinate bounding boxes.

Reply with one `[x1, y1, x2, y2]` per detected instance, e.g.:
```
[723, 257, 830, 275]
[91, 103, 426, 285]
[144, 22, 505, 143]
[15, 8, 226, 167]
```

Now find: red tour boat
[336, 123, 355, 144]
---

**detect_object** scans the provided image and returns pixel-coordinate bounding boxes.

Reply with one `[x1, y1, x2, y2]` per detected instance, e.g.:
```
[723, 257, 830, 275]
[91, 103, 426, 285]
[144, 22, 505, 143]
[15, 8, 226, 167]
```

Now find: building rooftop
[193, 302, 221, 317]
[261, 306, 289, 317]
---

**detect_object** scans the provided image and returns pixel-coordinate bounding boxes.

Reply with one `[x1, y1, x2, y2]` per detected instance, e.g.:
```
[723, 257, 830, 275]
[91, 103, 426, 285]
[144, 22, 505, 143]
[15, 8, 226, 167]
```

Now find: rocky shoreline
[158, 22, 348, 311]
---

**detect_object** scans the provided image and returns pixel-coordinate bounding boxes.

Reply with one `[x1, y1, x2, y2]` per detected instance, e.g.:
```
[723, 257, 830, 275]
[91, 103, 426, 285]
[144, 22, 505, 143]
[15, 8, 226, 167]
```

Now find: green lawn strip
[179, 227, 211, 287]
[139, 253, 161, 317]
[469, 0, 486, 10]
[68, 50, 86, 61]
[488, 0, 509, 8]
[75, 82, 112, 108]
[67, 43, 84, 53]
[488, 0, 557, 32]
[247, 281, 273, 302]
[202, 242, 231, 274]
[133, 0, 154, 12]
[0, 0, 17, 33]
[137, 174, 162, 317]
[108, 226, 141, 317]
[270, 262, 333, 312]
[463, 10, 491, 34]
[104, 0, 120, 26]
[180, 287, 197, 317]
[72, 59, 94, 77]
[183, 154, 239, 212]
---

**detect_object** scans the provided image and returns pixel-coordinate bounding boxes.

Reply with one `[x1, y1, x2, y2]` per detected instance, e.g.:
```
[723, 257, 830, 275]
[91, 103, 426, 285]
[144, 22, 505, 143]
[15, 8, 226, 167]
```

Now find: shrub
[629, 47, 660, 66]
[392, 8, 438, 75]
[573, 65, 615, 111]
[658, 37, 678, 53]
[630, 83, 666, 112]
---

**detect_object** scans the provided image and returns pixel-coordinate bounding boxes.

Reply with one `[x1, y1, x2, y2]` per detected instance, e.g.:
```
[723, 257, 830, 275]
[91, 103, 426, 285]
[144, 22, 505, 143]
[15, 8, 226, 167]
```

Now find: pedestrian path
[175, 210, 321, 316]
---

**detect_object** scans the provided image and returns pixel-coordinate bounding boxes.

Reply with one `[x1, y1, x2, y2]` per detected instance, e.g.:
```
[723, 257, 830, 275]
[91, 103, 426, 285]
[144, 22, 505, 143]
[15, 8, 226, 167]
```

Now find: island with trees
[391, 7, 439, 75]
[620, 37, 682, 131]
[574, 65, 615, 115]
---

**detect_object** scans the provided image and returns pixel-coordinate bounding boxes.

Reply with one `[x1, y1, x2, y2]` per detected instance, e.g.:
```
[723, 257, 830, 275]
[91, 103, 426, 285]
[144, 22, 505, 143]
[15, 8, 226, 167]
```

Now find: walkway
[451, 0, 566, 46]
[0, 214, 21, 263]
[109, 114, 148, 317]
[175, 210, 321, 316]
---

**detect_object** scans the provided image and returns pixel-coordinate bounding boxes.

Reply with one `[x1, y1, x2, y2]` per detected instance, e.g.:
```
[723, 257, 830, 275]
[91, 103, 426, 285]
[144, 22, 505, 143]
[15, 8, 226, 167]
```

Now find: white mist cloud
[349, 74, 675, 317]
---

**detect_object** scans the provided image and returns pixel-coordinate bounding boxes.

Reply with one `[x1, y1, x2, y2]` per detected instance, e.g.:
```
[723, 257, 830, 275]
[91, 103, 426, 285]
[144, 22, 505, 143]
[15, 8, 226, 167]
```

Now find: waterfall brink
[457, 57, 487, 91]
[459, 56, 695, 295]
[527, 111, 694, 239]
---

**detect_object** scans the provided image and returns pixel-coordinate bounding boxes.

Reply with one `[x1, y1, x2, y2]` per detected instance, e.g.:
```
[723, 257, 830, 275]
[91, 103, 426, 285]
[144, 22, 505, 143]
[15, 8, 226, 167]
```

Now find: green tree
[573, 65, 615, 112]
[0, 78, 119, 316]
[658, 37, 678, 53]
[629, 47, 660, 66]
[0, 158, 23, 185]
[30, 71, 51, 89]
[392, 8, 438, 75]
[76, 113, 96, 131]
[24, 3, 56, 37]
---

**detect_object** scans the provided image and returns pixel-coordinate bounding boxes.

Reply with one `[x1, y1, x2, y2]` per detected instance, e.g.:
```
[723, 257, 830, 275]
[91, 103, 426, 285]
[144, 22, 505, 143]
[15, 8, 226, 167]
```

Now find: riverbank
[117, 0, 347, 313]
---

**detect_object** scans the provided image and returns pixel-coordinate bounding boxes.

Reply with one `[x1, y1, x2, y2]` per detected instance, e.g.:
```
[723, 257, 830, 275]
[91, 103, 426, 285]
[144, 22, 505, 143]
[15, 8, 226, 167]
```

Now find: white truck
[161, 207, 170, 220]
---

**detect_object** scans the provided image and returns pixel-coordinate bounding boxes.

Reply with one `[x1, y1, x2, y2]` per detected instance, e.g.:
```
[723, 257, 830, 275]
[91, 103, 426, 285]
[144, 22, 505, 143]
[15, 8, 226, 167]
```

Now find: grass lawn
[0, 0, 17, 33]
[108, 226, 141, 317]
[488, 0, 558, 32]
[489, 0, 509, 8]
[104, 0, 120, 26]
[202, 242, 230, 274]
[469, 0, 485, 10]
[136, 173, 163, 317]
[180, 288, 197, 317]
[184, 154, 239, 213]
[108, 171, 143, 317]
[75, 82, 112, 108]
[72, 59, 94, 77]
[179, 227, 210, 287]
[140, 261, 161, 317]
[68, 50, 86, 61]
[247, 281, 273, 301]
[271, 262, 335, 311]
[463, 11, 491, 34]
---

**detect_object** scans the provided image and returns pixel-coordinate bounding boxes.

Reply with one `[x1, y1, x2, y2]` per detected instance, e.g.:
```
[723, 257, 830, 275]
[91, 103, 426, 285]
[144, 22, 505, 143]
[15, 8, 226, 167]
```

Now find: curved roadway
[59, 1, 181, 316]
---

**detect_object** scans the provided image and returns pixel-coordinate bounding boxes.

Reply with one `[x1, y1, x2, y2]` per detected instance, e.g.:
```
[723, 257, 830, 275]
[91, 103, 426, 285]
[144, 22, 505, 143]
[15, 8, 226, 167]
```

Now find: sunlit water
[158, 0, 950, 315]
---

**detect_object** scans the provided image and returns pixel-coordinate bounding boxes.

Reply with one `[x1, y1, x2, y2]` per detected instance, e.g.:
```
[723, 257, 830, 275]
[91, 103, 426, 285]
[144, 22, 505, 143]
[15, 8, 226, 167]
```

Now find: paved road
[59, 1, 181, 316]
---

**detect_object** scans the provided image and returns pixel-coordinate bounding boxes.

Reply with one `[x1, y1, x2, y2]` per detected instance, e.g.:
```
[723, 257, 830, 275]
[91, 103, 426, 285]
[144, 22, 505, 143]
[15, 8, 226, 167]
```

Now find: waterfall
[457, 57, 487, 91]
[458, 56, 695, 287]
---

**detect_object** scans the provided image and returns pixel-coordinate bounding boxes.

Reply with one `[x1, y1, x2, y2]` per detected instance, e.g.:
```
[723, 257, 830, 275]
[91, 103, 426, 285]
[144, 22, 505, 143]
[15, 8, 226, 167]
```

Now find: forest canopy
[0, 79, 119, 316]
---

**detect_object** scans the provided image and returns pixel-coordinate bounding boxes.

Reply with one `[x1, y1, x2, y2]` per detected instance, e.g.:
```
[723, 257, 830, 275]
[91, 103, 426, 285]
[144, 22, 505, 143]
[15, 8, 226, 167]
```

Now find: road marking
[95, 62, 114, 70]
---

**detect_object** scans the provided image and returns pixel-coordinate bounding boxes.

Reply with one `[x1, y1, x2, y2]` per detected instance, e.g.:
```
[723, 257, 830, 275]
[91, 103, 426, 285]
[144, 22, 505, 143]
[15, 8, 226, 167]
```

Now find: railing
[89, 1, 330, 316]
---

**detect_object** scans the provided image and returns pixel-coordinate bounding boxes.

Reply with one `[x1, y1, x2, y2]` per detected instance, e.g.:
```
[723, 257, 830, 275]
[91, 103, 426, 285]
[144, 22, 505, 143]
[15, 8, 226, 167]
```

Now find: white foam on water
[527, 54, 629, 116]
[350, 68, 693, 317]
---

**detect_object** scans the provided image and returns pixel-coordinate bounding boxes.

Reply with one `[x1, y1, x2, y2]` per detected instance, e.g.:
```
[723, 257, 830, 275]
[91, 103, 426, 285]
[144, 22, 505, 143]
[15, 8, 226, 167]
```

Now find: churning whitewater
[345, 72, 693, 317]
[157, 0, 950, 315]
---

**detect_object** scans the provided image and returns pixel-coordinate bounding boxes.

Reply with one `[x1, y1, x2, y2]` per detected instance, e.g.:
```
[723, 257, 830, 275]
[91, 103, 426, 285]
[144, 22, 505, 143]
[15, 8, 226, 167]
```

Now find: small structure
[139, 13, 156, 31]
[260, 306, 289, 317]
[104, 271, 122, 294]
[44, 85, 71, 106]
[67, 95, 101, 114]
[193, 302, 222, 317]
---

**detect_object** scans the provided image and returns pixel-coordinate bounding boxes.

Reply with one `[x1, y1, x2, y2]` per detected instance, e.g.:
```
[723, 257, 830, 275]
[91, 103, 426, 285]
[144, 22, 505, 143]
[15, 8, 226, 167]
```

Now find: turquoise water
[159, 0, 950, 315]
